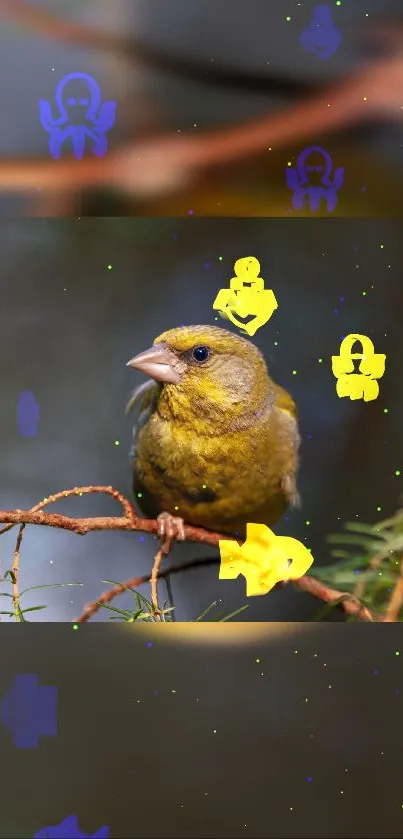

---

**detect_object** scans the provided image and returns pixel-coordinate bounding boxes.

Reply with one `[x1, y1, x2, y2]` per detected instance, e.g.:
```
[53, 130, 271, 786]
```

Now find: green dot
[114, 440, 120, 446]
[383, 408, 389, 413]
[362, 291, 367, 296]
[137, 492, 143, 498]
[72, 623, 78, 630]
[218, 256, 223, 261]
[108, 264, 112, 270]
[318, 358, 323, 363]
[395, 471, 401, 477]
[305, 520, 311, 526]
[380, 244, 384, 249]
[376, 506, 382, 512]
[396, 651, 400, 656]
[292, 369, 297, 375]
[286, 16, 291, 22]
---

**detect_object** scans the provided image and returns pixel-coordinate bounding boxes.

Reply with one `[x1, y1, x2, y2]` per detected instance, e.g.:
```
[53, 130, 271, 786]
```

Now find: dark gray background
[0, 217, 401, 622]
[0, 623, 402, 838]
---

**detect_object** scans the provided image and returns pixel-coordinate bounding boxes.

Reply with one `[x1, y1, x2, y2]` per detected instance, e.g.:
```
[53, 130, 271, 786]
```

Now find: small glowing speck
[383, 408, 389, 414]
[137, 492, 143, 498]
[114, 440, 120, 446]
[292, 369, 297, 375]
[107, 264, 112, 270]
[395, 470, 401, 477]
[174, 505, 179, 510]
[72, 624, 78, 630]
[305, 520, 311, 526]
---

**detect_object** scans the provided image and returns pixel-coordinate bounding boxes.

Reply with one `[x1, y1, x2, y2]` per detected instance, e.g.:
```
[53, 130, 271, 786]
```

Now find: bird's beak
[126, 342, 181, 384]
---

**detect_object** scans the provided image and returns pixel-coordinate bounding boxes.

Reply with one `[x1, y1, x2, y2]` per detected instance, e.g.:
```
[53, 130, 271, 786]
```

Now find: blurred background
[0, 216, 401, 622]
[0, 0, 403, 214]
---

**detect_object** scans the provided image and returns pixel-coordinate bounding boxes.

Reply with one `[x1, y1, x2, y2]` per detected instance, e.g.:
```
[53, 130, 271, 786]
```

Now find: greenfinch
[126, 325, 300, 540]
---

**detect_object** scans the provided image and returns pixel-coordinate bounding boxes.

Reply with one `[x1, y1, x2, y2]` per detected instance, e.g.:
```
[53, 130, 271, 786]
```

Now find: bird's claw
[157, 512, 186, 542]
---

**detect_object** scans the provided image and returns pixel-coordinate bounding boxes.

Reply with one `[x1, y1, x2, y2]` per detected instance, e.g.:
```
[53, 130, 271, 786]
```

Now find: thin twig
[12, 524, 25, 620]
[78, 557, 220, 623]
[150, 536, 173, 620]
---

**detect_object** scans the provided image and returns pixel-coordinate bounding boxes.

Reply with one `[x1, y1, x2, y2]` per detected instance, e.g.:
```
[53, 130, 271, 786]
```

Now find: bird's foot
[157, 511, 186, 542]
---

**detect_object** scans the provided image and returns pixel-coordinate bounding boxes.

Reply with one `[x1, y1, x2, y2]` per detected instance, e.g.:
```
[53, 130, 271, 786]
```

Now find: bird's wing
[274, 383, 298, 420]
[126, 379, 160, 461]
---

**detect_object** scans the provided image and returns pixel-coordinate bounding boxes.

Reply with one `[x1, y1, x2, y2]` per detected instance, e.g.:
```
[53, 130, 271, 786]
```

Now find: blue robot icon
[286, 146, 344, 212]
[299, 4, 341, 60]
[33, 815, 110, 839]
[17, 390, 40, 437]
[1, 674, 58, 748]
[39, 72, 116, 160]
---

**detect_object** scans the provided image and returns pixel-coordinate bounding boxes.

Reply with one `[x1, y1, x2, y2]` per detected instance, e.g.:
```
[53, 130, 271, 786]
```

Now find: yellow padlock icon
[331, 334, 386, 402]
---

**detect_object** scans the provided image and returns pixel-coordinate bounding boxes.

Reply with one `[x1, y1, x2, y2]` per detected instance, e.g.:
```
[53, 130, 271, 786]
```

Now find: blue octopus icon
[299, 4, 341, 60]
[39, 72, 117, 160]
[286, 146, 344, 212]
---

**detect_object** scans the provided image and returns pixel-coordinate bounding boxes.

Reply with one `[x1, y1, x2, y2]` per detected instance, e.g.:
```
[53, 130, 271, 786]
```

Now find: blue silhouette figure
[1, 674, 58, 748]
[39, 72, 116, 160]
[299, 4, 341, 60]
[286, 146, 344, 212]
[17, 390, 40, 437]
[33, 816, 110, 839]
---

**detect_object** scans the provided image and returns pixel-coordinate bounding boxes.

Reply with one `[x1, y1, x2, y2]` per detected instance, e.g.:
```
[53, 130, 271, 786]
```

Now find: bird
[126, 324, 300, 542]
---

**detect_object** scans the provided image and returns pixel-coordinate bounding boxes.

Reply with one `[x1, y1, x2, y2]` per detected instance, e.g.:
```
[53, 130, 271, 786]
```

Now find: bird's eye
[191, 345, 210, 363]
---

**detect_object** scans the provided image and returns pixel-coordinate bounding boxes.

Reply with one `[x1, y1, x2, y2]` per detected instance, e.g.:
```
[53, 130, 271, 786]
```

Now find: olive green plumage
[127, 325, 300, 537]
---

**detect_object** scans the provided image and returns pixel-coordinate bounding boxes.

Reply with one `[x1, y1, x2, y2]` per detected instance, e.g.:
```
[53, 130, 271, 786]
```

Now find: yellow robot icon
[213, 256, 278, 336]
[331, 334, 386, 402]
[218, 523, 314, 597]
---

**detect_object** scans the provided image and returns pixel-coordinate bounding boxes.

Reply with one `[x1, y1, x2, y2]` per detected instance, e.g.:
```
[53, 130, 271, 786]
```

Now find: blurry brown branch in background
[0, 485, 379, 623]
[1, 1, 403, 200]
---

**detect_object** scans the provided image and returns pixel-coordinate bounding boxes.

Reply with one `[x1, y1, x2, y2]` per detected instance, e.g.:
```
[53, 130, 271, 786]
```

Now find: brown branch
[76, 556, 378, 624]
[0, 484, 381, 623]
